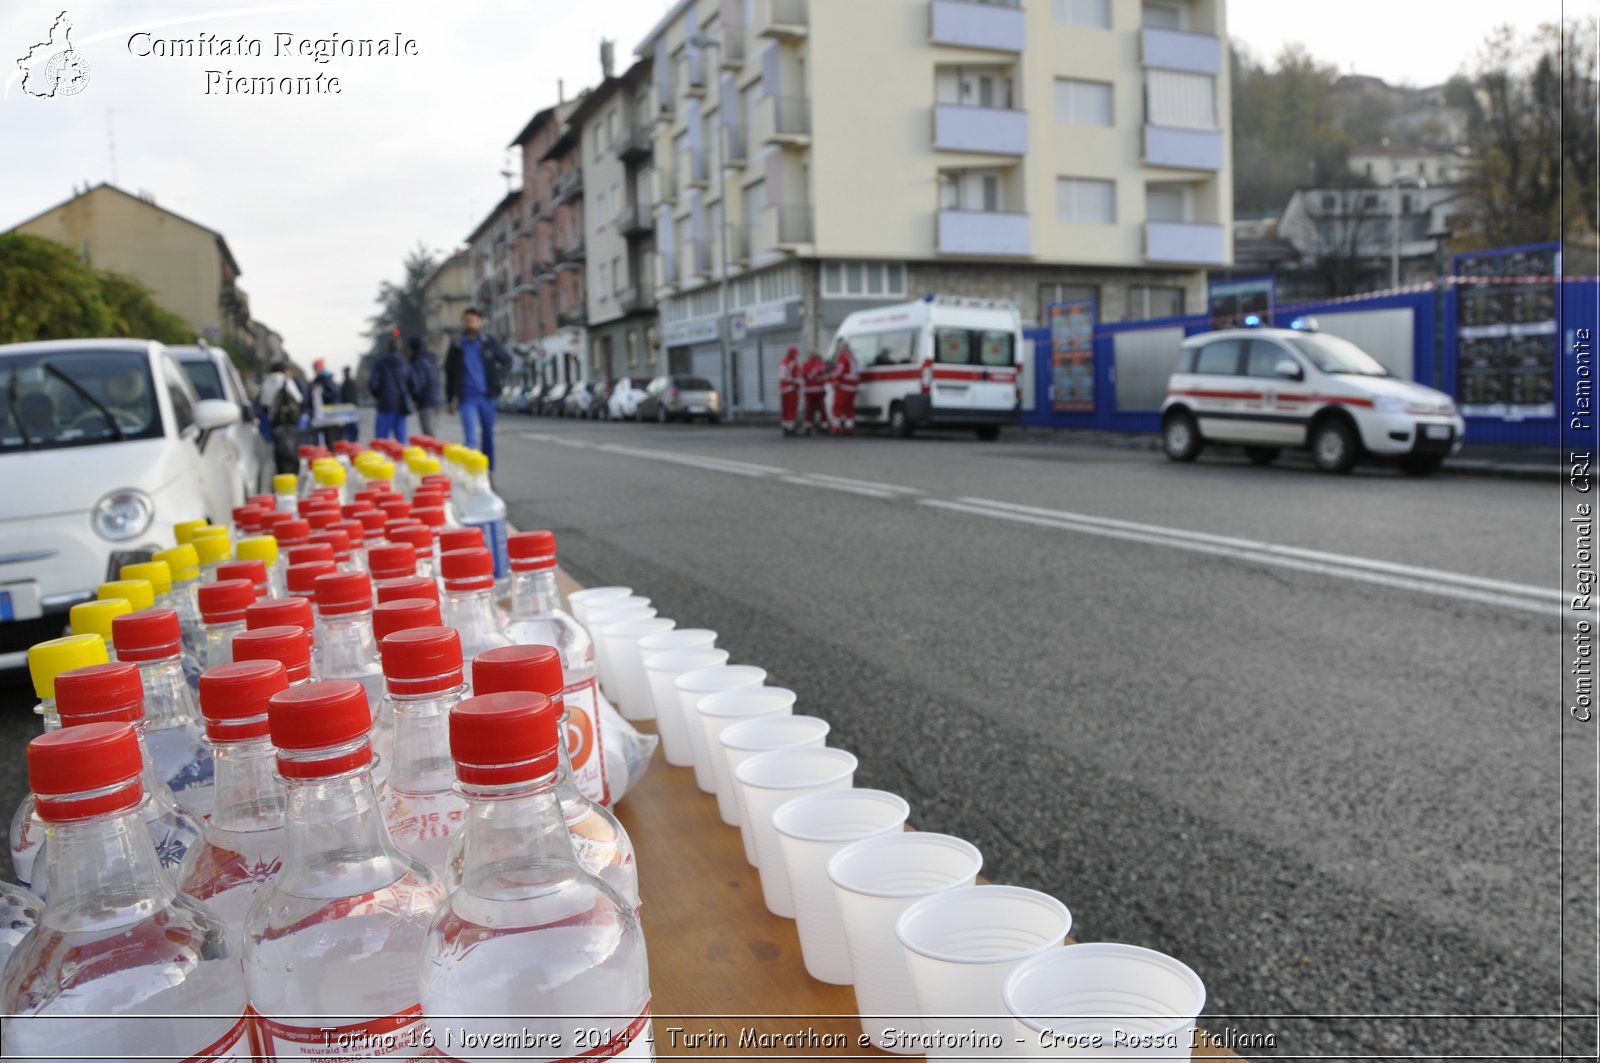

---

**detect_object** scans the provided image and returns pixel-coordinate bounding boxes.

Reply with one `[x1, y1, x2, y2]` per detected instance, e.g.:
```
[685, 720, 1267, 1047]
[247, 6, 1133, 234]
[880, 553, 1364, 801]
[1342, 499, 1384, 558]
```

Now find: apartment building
[420, 249, 472, 354]
[509, 96, 589, 389]
[636, 0, 1231, 412]
[465, 187, 522, 346]
[569, 54, 662, 382]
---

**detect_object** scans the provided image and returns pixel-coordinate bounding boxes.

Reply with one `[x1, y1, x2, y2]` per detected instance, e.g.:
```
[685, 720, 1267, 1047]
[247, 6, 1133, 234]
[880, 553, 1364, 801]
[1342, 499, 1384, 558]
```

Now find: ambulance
[828, 295, 1023, 440]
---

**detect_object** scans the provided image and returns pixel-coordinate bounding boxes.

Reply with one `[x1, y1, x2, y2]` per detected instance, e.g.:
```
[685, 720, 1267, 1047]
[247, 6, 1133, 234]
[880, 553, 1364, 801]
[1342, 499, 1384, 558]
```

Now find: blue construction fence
[1021, 273, 1598, 450]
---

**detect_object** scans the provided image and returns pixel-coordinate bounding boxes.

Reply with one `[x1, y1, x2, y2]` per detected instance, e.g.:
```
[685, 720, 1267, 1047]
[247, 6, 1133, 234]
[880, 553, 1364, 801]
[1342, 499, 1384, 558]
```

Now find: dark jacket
[339, 375, 357, 404]
[368, 348, 414, 415]
[444, 332, 513, 404]
[407, 336, 443, 408]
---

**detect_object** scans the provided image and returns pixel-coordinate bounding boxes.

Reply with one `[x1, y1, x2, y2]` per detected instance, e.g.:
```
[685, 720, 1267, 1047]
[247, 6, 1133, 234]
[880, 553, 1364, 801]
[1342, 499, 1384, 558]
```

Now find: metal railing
[774, 204, 813, 243]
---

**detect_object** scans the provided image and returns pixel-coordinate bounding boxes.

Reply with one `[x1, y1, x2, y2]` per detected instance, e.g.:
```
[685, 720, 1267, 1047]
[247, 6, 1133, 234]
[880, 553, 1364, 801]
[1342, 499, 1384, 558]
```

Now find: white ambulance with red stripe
[829, 295, 1022, 440]
[1159, 321, 1465, 475]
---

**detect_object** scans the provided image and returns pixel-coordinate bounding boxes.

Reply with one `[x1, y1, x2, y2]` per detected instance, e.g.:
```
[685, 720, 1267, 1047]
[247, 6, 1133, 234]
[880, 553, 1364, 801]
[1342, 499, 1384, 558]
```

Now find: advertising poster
[1455, 244, 1560, 419]
[1049, 301, 1096, 413]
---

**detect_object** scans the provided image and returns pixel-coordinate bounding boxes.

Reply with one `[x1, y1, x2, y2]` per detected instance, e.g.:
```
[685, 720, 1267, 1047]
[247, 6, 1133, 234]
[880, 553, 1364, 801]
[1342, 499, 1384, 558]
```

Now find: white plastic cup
[642, 648, 730, 766]
[695, 687, 797, 824]
[895, 885, 1073, 1059]
[1002, 943, 1206, 1060]
[773, 789, 910, 985]
[638, 628, 717, 657]
[828, 833, 984, 1053]
[720, 715, 831, 865]
[733, 747, 857, 918]
[600, 616, 676, 721]
[586, 598, 653, 701]
[568, 586, 633, 633]
[674, 665, 767, 793]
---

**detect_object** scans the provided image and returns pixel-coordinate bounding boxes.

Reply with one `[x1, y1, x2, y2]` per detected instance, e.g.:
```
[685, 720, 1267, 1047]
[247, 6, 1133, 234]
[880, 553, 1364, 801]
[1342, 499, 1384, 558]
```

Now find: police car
[1159, 319, 1465, 475]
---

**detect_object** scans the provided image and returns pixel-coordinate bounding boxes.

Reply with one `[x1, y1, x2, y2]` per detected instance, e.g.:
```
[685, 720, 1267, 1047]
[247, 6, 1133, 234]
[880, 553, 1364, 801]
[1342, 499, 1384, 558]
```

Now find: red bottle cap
[439, 528, 484, 554]
[260, 511, 295, 534]
[507, 530, 557, 572]
[380, 626, 464, 694]
[372, 597, 444, 642]
[233, 624, 313, 682]
[268, 680, 373, 779]
[297, 445, 318, 459]
[441, 548, 494, 592]
[331, 520, 366, 549]
[421, 474, 451, 496]
[340, 502, 374, 520]
[387, 524, 434, 555]
[247, 493, 275, 509]
[314, 571, 373, 617]
[367, 542, 417, 581]
[246, 596, 314, 633]
[197, 659, 286, 742]
[276, 519, 312, 547]
[411, 505, 447, 531]
[355, 509, 388, 540]
[374, 575, 440, 606]
[377, 498, 412, 522]
[215, 560, 270, 598]
[198, 579, 258, 624]
[449, 692, 561, 786]
[111, 607, 182, 662]
[54, 661, 145, 725]
[232, 505, 266, 534]
[309, 529, 352, 560]
[303, 508, 341, 531]
[286, 559, 338, 597]
[472, 644, 563, 700]
[28, 722, 144, 821]
[286, 544, 336, 568]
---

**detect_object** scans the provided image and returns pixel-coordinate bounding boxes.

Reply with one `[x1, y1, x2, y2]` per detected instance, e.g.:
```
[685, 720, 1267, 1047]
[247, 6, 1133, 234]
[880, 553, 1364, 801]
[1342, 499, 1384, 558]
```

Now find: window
[1145, 69, 1215, 129]
[1141, 1, 1186, 29]
[822, 262, 908, 298]
[1040, 283, 1099, 314]
[1054, 78, 1113, 126]
[1362, 193, 1379, 210]
[1245, 340, 1289, 377]
[941, 170, 1009, 213]
[613, 256, 623, 294]
[1193, 340, 1241, 374]
[1145, 184, 1190, 223]
[1401, 193, 1413, 213]
[1128, 285, 1184, 320]
[162, 358, 195, 432]
[853, 328, 918, 365]
[1320, 192, 1336, 211]
[1057, 177, 1115, 223]
[1053, 0, 1110, 27]
[626, 330, 639, 367]
[599, 262, 609, 300]
[607, 108, 618, 144]
[982, 175, 1000, 213]
[977, 330, 1014, 366]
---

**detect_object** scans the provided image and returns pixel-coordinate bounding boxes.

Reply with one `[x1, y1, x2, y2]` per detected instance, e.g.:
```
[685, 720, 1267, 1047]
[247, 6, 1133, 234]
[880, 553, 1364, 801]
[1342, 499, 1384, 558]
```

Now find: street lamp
[1390, 171, 1427, 290]
[689, 32, 736, 422]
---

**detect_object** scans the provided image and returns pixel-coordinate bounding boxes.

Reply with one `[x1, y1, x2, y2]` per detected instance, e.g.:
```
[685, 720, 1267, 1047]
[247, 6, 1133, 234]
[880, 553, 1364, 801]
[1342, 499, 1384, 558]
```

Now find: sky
[0, 0, 1579, 373]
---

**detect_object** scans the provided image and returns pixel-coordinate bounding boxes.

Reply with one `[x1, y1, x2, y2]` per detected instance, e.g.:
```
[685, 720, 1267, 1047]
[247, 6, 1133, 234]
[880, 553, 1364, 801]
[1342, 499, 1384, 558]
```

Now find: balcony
[758, 0, 809, 40]
[1144, 220, 1226, 264]
[1143, 125, 1223, 171]
[553, 168, 584, 204]
[755, 204, 814, 253]
[937, 209, 1031, 256]
[617, 123, 654, 162]
[658, 165, 679, 205]
[1141, 27, 1222, 75]
[726, 223, 751, 267]
[934, 104, 1027, 155]
[682, 65, 707, 99]
[618, 203, 655, 238]
[755, 95, 812, 147]
[556, 237, 586, 266]
[930, 0, 1024, 53]
[724, 124, 749, 166]
[687, 150, 710, 189]
[719, 23, 746, 68]
[557, 304, 587, 328]
[616, 285, 650, 313]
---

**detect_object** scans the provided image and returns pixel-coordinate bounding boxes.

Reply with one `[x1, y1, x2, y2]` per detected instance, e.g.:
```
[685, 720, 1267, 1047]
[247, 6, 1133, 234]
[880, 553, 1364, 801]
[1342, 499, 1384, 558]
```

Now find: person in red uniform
[800, 350, 830, 436]
[829, 343, 861, 436]
[777, 346, 802, 436]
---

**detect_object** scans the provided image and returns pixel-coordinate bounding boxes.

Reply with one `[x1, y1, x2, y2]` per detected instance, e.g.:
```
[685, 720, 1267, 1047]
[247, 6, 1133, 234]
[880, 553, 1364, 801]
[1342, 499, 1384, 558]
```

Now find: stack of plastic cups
[641, 647, 728, 767]
[733, 746, 858, 918]
[598, 616, 676, 721]
[585, 597, 654, 704]
[694, 686, 796, 825]
[827, 833, 984, 1053]
[567, 587, 634, 639]
[674, 665, 766, 794]
[719, 715, 831, 865]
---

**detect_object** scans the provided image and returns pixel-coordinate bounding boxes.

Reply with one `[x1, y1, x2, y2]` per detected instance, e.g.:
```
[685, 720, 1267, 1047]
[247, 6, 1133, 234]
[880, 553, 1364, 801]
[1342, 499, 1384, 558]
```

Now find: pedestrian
[258, 360, 303, 476]
[369, 335, 413, 443]
[408, 334, 443, 437]
[310, 359, 341, 447]
[338, 367, 359, 442]
[445, 307, 513, 470]
[777, 346, 802, 436]
[800, 349, 829, 436]
[829, 342, 860, 436]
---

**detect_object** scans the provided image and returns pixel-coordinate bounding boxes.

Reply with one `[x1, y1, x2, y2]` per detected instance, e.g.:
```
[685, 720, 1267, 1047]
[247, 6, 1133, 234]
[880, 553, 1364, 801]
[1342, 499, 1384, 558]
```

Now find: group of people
[777, 344, 860, 437]
[367, 333, 444, 442]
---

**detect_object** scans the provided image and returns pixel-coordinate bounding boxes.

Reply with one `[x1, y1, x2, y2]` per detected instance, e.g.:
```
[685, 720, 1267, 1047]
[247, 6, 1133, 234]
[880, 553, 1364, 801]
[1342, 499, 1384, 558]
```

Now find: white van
[830, 295, 1023, 440]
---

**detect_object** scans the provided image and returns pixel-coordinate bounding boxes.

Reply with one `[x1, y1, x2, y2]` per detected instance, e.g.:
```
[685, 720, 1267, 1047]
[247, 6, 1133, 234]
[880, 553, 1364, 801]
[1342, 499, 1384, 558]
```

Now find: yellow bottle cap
[314, 462, 346, 487]
[119, 560, 172, 596]
[152, 544, 200, 583]
[368, 461, 395, 481]
[192, 532, 232, 565]
[444, 443, 466, 463]
[28, 633, 108, 700]
[462, 450, 490, 475]
[70, 598, 132, 645]
[402, 446, 425, 462]
[173, 519, 210, 544]
[236, 535, 280, 565]
[273, 474, 298, 494]
[98, 579, 155, 611]
[410, 456, 441, 476]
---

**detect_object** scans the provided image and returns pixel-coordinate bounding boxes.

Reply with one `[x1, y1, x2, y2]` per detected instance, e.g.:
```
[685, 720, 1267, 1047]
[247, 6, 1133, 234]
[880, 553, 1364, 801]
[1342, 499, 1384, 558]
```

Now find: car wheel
[1398, 455, 1444, 476]
[889, 402, 913, 439]
[1311, 419, 1358, 474]
[1161, 411, 1202, 462]
[1244, 446, 1280, 466]
[975, 425, 1000, 442]
[656, 405, 668, 424]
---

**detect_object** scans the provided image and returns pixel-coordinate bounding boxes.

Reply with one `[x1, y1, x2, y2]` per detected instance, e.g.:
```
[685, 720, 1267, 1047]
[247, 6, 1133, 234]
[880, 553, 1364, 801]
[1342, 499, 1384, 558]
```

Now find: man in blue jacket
[369, 334, 414, 442]
[407, 335, 443, 437]
[444, 307, 513, 469]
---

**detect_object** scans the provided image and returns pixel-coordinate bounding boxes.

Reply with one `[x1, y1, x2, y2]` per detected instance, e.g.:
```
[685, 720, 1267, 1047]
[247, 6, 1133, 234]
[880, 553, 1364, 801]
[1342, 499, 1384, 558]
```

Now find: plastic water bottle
[376, 627, 470, 880]
[420, 691, 653, 1057]
[1, 722, 249, 1060]
[502, 530, 614, 807]
[153, 544, 206, 659]
[236, 535, 287, 598]
[120, 558, 176, 612]
[369, 542, 419, 584]
[178, 658, 289, 953]
[273, 471, 299, 512]
[388, 524, 437, 582]
[111, 609, 214, 819]
[214, 560, 270, 602]
[0, 879, 41, 976]
[370, 598, 446, 790]
[68, 597, 131, 657]
[244, 596, 319, 677]
[98, 576, 157, 614]
[197, 578, 255, 669]
[466, 645, 639, 910]
[24, 633, 107, 733]
[245, 679, 445, 1058]
[192, 528, 232, 583]
[313, 570, 385, 713]
[453, 450, 509, 590]
[440, 548, 511, 662]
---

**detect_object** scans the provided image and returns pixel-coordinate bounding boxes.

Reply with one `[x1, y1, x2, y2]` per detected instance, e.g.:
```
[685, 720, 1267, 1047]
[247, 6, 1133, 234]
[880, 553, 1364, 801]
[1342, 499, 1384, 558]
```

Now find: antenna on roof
[600, 39, 615, 78]
[106, 107, 119, 186]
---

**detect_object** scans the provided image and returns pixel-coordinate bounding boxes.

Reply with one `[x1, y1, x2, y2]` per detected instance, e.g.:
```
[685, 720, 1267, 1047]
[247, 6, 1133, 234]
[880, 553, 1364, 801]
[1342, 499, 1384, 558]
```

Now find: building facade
[420, 248, 472, 354]
[510, 98, 589, 390]
[466, 188, 522, 347]
[635, 0, 1232, 413]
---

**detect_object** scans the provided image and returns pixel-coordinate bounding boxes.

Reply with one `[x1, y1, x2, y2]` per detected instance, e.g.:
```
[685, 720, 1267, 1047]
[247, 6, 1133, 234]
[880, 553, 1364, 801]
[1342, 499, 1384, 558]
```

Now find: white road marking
[797, 472, 924, 496]
[780, 476, 898, 499]
[592, 442, 787, 478]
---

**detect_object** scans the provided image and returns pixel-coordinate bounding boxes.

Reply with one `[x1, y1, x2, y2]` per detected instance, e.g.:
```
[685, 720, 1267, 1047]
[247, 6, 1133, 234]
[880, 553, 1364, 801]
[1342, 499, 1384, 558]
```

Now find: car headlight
[1373, 396, 1406, 413]
[91, 488, 154, 542]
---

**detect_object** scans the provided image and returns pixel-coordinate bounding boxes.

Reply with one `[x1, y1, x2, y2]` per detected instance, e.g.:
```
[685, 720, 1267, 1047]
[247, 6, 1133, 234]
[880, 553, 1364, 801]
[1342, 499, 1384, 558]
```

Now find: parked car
[562, 381, 595, 419]
[582, 380, 610, 419]
[170, 342, 267, 495]
[607, 376, 653, 421]
[1159, 322, 1465, 475]
[637, 375, 723, 424]
[541, 382, 569, 416]
[497, 384, 520, 412]
[523, 381, 544, 414]
[0, 339, 242, 669]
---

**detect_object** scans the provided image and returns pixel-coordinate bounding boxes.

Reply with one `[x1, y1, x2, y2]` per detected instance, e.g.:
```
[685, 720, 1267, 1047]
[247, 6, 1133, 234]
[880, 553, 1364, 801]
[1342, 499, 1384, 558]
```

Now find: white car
[171, 342, 267, 496]
[1159, 324, 1465, 475]
[0, 339, 242, 668]
[607, 376, 652, 421]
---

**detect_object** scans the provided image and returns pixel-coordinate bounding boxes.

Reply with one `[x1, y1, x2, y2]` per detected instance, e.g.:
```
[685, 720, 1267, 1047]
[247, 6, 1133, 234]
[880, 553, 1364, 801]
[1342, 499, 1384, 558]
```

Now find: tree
[1231, 43, 1356, 216]
[360, 243, 438, 381]
[96, 270, 194, 344]
[0, 233, 113, 343]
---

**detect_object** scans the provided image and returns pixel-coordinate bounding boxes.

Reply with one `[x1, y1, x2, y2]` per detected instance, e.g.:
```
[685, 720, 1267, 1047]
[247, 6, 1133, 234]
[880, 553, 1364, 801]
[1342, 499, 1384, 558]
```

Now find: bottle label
[467, 517, 510, 579]
[258, 1004, 431, 1060]
[565, 675, 611, 807]
[180, 1012, 251, 1061]
[430, 1005, 652, 1062]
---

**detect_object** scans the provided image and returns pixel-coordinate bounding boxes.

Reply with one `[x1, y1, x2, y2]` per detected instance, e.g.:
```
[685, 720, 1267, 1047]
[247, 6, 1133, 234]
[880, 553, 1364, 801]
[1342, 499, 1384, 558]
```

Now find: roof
[420, 248, 470, 292]
[509, 104, 560, 149]
[6, 182, 243, 276]
[0, 337, 162, 357]
[566, 73, 626, 129]
[537, 95, 588, 162]
[635, 0, 697, 54]
[464, 189, 522, 244]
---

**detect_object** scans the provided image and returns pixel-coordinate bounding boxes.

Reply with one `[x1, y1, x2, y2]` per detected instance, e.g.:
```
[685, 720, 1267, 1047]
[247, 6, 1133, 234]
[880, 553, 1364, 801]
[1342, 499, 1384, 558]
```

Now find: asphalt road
[0, 415, 1589, 1058]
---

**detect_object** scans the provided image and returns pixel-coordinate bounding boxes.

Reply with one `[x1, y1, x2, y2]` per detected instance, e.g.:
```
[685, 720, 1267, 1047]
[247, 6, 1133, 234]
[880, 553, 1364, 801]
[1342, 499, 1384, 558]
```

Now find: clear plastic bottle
[179, 658, 289, 953]
[441, 547, 512, 662]
[331, 519, 371, 573]
[375, 575, 440, 608]
[232, 623, 316, 687]
[192, 528, 232, 584]
[0, 879, 41, 976]
[236, 535, 286, 599]
[153, 544, 206, 659]
[370, 598, 446, 790]
[274, 517, 314, 559]
[1, 722, 249, 1060]
[286, 557, 338, 604]
[273, 471, 299, 512]
[369, 541, 418, 584]
[312, 528, 360, 573]
[214, 559, 270, 604]
[245, 679, 445, 1058]
[314, 570, 385, 713]
[287, 542, 337, 571]
[119, 559, 176, 611]
[455, 449, 509, 586]
[466, 645, 638, 909]
[314, 458, 350, 504]
[376, 627, 470, 880]
[24, 633, 107, 733]
[97, 577, 156, 613]
[110, 609, 214, 819]
[197, 578, 256, 670]
[420, 691, 653, 1057]
[388, 524, 437, 582]
[68, 597, 131, 657]
[245, 595, 320, 676]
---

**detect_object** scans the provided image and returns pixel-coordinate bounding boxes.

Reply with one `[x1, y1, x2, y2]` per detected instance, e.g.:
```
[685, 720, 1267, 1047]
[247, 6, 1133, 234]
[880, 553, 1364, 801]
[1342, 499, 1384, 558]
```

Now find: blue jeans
[374, 410, 408, 443]
[459, 395, 498, 468]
